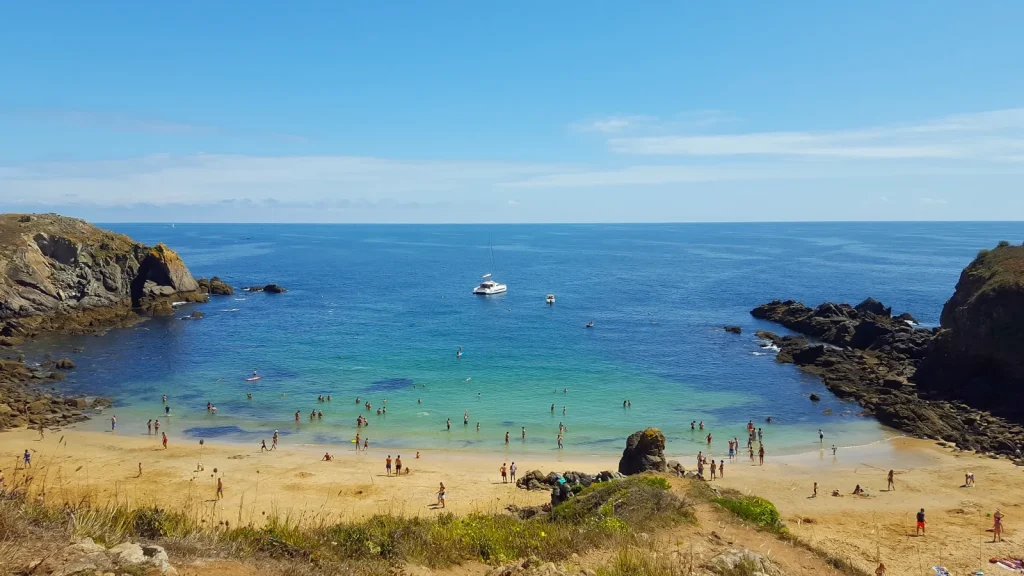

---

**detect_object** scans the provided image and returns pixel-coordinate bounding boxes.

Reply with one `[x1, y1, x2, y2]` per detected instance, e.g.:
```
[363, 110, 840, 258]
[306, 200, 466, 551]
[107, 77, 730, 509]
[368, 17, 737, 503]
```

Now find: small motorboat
[585, 321, 594, 328]
[546, 294, 555, 304]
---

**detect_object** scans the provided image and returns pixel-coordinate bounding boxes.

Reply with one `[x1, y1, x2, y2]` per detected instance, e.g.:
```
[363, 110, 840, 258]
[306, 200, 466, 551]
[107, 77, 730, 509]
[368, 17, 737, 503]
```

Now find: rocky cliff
[750, 242, 1024, 459]
[916, 243, 1024, 419]
[0, 213, 207, 340]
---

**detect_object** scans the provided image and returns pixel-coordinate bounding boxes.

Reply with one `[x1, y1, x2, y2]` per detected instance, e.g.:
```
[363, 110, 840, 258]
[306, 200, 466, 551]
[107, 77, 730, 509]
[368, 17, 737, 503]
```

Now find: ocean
[22, 222, 1024, 458]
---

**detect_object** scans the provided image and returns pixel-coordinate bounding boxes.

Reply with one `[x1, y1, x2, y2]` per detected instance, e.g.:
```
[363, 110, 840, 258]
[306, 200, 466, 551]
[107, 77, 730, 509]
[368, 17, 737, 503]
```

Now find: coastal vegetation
[0, 474, 694, 574]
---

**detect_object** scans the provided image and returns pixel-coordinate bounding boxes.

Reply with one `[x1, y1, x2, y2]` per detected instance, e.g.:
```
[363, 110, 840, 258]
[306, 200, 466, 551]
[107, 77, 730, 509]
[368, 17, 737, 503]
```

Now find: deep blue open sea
[24, 222, 1023, 458]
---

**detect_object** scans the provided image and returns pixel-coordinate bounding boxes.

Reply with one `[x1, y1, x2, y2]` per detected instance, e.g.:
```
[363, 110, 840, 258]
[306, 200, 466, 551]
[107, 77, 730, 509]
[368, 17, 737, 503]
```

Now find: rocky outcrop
[706, 549, 781, 576]
[26, 537, 178, 576]
[245, 283, 287, 293]
[516, 469, 622, 491]
[198, 276, 234, 295]
[0, 213, 208, 338]
[916, 243, 1024, 420]
[618, 427, 667, 475]
[0, 358, 106, 430]
[752, 294, 1024, 459]
[723, 325, 742, 334]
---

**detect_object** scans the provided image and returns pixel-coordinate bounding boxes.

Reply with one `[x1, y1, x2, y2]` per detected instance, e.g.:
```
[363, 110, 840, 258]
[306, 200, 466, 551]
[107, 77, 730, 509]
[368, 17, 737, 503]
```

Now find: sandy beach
[0, 426, 615, 524]
[2, 426, 1021, 574]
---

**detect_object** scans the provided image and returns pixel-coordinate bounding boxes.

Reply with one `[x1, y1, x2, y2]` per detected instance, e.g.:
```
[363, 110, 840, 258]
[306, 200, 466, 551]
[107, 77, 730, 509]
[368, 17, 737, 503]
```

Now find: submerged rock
[723, 325, 742, 334]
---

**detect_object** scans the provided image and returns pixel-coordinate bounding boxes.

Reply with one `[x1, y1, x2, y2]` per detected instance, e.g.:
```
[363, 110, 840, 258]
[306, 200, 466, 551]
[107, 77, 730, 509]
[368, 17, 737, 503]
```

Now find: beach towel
[990, 558, 1024, 572]
[933, 567, 950, 576]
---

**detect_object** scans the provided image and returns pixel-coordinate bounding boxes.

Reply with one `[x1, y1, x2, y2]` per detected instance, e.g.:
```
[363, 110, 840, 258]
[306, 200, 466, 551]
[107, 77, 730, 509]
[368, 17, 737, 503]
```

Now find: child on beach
[363, 438, 369, 451]
[260, 439, 268, 452]
[23, 450, 31, 468]
[887, 469, 895, 490]
[161, 432, 168, 449]
[915, 508, 925, 535]
[437, 483, 446, 508]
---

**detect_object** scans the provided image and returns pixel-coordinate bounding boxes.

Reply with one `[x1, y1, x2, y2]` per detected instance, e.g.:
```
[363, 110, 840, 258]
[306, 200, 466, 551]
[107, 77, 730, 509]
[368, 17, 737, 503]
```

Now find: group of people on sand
[385, 454, 405, 476]
[695, 452, 723, 480]
[500, 461, 517, 483]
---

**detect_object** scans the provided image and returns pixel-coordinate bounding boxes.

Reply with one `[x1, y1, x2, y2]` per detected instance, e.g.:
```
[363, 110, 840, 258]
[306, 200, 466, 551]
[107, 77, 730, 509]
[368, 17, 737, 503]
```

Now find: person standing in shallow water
[504, 431, 510, 444]
[446, 418, 451, 431]
[758, 444, 764, 465]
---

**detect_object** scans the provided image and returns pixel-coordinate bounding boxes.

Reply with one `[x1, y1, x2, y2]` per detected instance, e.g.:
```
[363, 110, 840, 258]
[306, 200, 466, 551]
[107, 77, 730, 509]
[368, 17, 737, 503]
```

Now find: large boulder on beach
[854, 297, 892, 317]
[618, 427, 667, 475]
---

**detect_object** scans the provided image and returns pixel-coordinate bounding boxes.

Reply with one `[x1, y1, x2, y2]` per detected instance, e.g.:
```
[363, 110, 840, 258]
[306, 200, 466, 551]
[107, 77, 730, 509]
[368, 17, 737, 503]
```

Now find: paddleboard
[246, 376, 262, 382]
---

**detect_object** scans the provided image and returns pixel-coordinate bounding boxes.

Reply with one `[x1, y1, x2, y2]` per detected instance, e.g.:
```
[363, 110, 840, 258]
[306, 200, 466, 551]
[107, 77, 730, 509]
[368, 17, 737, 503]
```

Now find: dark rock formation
[895, 312, 919, 324]
[183, 310, 204, 320]
[808, 393, 821, 402]
[0, 358, 105, 430]
[55, 357, 75, 369]
[0, 214, 210, 338]
[198, 276, 234, 295]
[752, 284, 1024, 458]
[618, 427, 667, 475]
[515, 468, 623, 491]
[723, 325, 742, 334]
[263, 284, 287, 294]
[916, 243, 1024, 420]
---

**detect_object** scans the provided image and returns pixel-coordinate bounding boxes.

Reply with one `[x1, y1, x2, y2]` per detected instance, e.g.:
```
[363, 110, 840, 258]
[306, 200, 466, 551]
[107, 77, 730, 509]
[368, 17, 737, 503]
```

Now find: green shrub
[712, 495, 781, 530]
[997, 240, 1011, 248]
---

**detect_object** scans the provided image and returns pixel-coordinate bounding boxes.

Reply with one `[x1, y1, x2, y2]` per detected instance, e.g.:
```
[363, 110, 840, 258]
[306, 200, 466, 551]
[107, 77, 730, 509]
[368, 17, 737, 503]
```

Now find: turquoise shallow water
[24, 222, 1023, 457]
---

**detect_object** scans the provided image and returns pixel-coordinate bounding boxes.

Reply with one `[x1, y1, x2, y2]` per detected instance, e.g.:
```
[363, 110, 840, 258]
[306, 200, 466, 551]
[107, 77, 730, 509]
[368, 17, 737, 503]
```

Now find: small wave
[221, 308, 240, 312]
[751, 351, 767, 356]
[171, 301, 188, 307]
[759, 342, 780, 352]
[233, 298, 246, 301]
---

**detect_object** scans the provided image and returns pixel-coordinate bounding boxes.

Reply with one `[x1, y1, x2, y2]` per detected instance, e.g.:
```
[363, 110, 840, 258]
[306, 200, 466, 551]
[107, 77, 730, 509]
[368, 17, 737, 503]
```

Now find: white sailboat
[473, 241, 507, 295]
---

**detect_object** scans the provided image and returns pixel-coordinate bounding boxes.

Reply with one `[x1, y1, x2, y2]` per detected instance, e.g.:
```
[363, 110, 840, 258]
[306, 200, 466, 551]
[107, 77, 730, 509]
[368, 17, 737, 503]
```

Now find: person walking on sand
[216, 477, 223, 499]
[887, 469, 895, 491]
[161, 432, 168, 449]
[395, 455, 402, 476]
[137, 462, 142, 477]
[363, 438, 369, 451]
[386, 455, 392, 476]
[832, 444, 837, 456]
[438, 482, 446, 508]
[813, 482, 818, 497]
[23, 449, 31, 469]
[510, 461, 517, 483]
[272, 430, 279, 450]
[748, 444, 754, 461]
[710, 459, 717, 480]
[915, 508, 925, 535]
[260, 439, 268, 452]
[500, 462, 508, 483]
[758, 444, 765, 465]
[111, 415, 116, 432]
[993, 508, 1004, 542]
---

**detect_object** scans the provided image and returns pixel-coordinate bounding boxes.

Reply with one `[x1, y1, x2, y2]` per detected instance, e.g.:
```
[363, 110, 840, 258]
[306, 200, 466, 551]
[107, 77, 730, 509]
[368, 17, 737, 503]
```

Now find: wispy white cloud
[2, 109, 308, 143]
[607, 108, 1024, 160]
[571, 115, 653, 134]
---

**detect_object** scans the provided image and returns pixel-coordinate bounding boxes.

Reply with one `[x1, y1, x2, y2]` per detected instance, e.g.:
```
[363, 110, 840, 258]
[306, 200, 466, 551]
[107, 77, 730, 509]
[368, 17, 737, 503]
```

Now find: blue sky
[2, 1, 1024, 222]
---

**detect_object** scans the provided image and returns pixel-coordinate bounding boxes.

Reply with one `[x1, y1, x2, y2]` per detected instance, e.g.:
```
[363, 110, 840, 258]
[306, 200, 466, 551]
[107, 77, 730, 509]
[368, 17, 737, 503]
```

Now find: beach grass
[0, 474, 692, 572]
